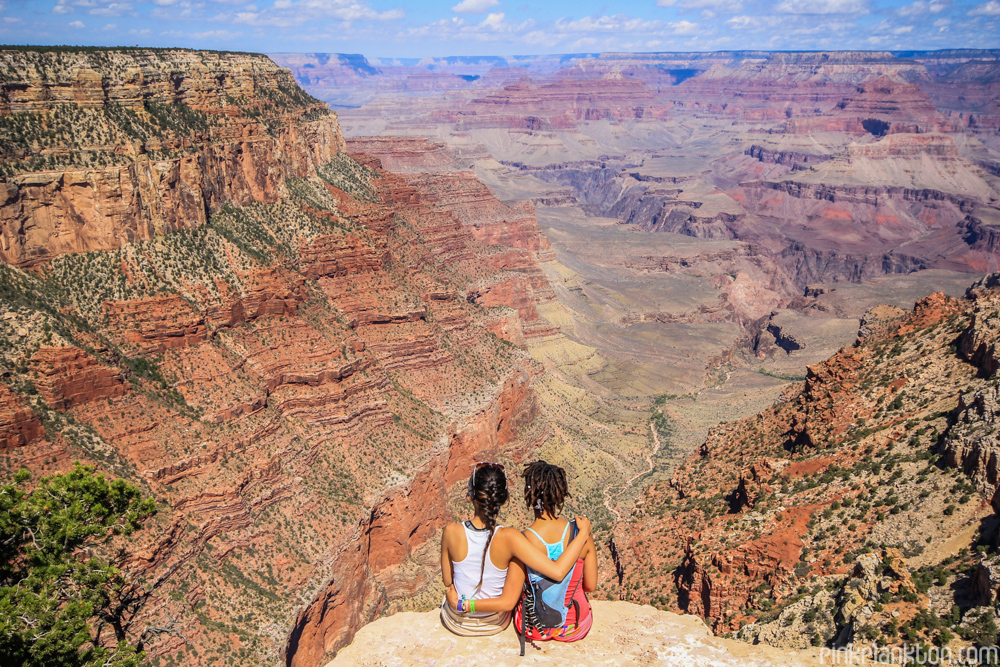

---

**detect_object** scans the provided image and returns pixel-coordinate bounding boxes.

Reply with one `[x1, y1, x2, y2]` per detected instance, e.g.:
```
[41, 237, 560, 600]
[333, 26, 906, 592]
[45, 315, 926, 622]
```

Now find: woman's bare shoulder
[442, 522, 464, 541]
[494, 526, 523, 541]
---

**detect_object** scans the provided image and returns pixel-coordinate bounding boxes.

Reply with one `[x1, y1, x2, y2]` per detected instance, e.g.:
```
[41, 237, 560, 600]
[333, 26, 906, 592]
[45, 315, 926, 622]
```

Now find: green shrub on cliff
[0, 464, 156, 667]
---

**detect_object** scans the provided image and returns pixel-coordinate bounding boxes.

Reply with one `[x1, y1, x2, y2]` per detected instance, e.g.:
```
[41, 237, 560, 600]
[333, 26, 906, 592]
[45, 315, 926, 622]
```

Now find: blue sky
[0, 0, 997, 58]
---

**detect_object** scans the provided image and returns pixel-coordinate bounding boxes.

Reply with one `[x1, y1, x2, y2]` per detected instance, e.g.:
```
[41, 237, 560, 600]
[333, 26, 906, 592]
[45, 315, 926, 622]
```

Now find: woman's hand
[445, 583, 459, 610]
[574, 516, 591, 537]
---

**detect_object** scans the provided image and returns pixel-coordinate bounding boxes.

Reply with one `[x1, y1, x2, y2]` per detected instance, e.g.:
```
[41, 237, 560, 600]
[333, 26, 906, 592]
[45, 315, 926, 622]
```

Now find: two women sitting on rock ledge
[440, 460, 597, 645]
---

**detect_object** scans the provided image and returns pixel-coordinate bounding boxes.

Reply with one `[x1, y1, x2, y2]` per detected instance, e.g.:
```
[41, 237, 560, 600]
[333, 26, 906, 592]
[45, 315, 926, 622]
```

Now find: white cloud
[724, 13, 791, 30]
[405, 12, 534, 42]
[969, 0, 1000, 15]
[451, 0, 500, 14]
[555, 15, 663, 33]
[481, 12, 505, 29]
[669, 19, 699, 33]
[4, 16, 20, 23]
[892, 24, 914, 33]
[569, 36, 599, 49]
[775, 0, 868, 14]
[90, 3, 132, 16]
[161, 28, 241, 38]
[229, 0, 404, 27]
[69, 19, 85, 27]
[670, 0, 742, 9]
[54, 0, 134, 16]
[897, 0, 948, 15]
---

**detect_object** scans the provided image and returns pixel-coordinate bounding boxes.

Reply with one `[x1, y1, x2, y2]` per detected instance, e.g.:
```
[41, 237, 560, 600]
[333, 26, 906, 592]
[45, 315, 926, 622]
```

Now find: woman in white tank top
[440, 462, 592, 636]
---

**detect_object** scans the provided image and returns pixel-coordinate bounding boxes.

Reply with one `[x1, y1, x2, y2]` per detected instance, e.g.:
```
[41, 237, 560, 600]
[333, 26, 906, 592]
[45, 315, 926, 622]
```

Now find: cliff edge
[328, 601, 823, 666]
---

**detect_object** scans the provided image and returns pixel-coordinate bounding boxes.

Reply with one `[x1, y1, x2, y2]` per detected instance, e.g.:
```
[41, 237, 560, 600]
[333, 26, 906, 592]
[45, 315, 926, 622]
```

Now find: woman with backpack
[440, 462, 592, 637]
[515, 460, 596, 645]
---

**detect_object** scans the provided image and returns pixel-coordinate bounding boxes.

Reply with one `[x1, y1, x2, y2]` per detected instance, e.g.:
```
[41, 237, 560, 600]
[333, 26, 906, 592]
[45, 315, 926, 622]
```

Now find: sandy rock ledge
[328, 600, 824, 666]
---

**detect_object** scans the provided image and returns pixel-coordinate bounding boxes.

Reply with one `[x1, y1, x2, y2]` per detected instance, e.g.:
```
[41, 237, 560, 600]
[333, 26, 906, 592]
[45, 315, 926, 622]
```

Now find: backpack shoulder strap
[518, 593, 526, 656]
[565, 521, 585, 606]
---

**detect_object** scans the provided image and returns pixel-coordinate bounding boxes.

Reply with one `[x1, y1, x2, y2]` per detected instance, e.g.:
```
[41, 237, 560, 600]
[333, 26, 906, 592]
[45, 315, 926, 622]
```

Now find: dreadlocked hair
[522, 460, 570, 517]
[469, 464, 509, 591]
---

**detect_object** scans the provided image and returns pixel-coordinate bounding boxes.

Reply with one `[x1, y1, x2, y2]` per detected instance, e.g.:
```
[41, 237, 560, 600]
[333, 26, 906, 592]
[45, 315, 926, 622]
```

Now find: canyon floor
[319, 49, 1000, 525]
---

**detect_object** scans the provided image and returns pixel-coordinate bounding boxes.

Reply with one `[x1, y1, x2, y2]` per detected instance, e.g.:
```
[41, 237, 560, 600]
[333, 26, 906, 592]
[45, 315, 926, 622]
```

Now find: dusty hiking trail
[603, 421, 663, 522]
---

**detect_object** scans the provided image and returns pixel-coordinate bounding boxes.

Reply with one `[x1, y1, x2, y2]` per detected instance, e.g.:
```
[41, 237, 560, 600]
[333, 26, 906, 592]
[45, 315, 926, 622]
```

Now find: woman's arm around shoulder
[494, 518, 591, 581]
[467, 559, 527, 613]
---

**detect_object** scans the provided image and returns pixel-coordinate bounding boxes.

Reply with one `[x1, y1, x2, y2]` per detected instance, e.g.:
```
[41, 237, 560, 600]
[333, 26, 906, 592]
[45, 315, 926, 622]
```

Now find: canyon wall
[0, 48, 345, 267]
[612, 284, 1000, 649]
[0, 49, 563, 667]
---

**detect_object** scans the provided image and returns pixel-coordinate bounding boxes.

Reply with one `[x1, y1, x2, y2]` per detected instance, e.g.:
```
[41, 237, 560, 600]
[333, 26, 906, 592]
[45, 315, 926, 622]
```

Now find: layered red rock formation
[834, 75, 942, 122]
[459, 77, 665, 129]
[612, 282, 1000, 648]
[0, 383, 42, 451]
[0, 49, 345, 267]
[28, 346, 126, 410]
[0, 116, 564, 667]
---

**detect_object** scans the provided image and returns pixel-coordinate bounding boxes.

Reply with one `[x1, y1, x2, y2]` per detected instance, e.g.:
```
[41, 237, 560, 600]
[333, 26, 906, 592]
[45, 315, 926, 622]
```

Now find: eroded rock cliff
[0, 48, 345, 267]
[613, 281, 1000, 651]
[0, 48, 563, 667]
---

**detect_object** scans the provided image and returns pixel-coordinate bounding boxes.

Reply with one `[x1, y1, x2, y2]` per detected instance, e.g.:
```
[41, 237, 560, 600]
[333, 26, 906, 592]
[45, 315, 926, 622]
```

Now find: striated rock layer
[0, 48, 567, 667]
[0, 48, 345, 267]
[612, 281, 1000, 650]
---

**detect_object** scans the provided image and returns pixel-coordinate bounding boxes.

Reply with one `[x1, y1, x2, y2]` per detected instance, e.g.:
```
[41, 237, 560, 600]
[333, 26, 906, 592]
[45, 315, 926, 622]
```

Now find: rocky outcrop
[342, 136, 458, 173]
[943, 383, 1000, 502]
[403, 171, 549, 252]
[0, 383, 42, 450]
[459, 77, 663, 130]
[299, 234, 385, 279]
[957, 287, 1000, 377]
[28, 346, 126, 410]
[834, 76, 942, 123]
[746, 145, 831, 169]
[847, 133, 958, 159]
[328, 601, 824, 667]
[743, 179, 975, 211]
[614, 280, 999, 648]
[0, 48, 345, 267]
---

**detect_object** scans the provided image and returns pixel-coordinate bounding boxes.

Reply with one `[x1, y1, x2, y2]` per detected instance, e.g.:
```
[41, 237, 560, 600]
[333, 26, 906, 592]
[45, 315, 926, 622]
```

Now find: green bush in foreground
[0, 463, 156, 667]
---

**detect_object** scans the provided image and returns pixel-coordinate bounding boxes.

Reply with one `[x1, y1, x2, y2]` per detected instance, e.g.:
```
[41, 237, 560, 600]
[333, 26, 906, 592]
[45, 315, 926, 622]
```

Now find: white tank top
[452, 522, 508, 601]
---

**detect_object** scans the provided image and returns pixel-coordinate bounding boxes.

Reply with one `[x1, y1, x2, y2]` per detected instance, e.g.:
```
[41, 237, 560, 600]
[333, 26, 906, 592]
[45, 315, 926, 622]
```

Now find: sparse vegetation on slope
[615, 286, 1000, 655]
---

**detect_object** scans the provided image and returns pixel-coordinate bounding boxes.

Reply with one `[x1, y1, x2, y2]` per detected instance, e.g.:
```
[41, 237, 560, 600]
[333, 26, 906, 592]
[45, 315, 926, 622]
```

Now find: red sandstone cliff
[612, 282, 1000, 649]
[0, 48, 345, 267]
[0, 49, 562, 667]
